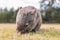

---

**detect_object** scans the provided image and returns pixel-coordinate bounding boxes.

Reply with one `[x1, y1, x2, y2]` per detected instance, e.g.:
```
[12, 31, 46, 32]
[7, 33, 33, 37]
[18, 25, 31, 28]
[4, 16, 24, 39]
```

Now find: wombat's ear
[20, 7, 22, 9]
[32, 9, 36, 14]
[18, 7, 22, 10]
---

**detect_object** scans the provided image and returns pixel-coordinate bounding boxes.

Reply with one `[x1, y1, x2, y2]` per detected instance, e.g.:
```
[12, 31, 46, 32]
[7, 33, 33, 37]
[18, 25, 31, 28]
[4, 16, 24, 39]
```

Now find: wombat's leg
[35, 24, 41, 32]
[16, 25, 21, 33]
[32, 23, 41, 32]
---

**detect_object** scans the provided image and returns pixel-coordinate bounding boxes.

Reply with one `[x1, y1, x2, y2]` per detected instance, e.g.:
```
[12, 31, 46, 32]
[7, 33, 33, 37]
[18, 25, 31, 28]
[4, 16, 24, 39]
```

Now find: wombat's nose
[26, 23, 29, 25]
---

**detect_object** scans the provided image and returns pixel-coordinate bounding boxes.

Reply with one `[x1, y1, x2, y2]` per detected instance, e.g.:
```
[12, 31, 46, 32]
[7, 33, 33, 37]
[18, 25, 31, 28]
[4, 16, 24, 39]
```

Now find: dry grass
[0, 23, 60, 40]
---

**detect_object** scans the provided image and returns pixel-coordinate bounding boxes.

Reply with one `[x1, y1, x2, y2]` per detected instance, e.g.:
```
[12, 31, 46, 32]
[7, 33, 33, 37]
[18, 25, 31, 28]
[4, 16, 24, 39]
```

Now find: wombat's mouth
[25, 23, 29, 27]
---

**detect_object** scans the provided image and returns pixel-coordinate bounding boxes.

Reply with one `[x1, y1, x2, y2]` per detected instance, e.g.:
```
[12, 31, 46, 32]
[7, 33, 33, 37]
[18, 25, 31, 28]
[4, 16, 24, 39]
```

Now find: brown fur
[16, 6, 42, 33]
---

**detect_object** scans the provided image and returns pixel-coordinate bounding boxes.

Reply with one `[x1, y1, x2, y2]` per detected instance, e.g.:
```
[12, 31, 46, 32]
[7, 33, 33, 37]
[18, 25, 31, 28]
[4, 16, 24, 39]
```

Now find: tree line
[40, 0, 60, 23]
[0, 7, 60, 23]
[42, 7, 60, 23]
[0, 7, 18, 23]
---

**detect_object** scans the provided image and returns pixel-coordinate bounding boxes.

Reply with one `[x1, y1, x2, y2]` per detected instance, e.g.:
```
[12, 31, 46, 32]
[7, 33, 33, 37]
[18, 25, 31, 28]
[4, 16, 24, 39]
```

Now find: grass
[0, 23, 60, 40]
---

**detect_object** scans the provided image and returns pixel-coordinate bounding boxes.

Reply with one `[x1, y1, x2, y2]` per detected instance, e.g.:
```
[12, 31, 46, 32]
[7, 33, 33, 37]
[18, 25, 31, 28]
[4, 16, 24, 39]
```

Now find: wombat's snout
[26, 23, 29, 26]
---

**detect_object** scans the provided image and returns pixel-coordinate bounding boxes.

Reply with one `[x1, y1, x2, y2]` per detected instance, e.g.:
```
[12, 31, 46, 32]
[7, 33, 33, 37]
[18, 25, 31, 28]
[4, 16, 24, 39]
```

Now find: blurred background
[0, 0, 60, 23]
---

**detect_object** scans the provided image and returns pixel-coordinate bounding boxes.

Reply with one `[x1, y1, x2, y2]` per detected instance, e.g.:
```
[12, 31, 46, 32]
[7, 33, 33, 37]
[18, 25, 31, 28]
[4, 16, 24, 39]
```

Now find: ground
[0, 23, 60, 40]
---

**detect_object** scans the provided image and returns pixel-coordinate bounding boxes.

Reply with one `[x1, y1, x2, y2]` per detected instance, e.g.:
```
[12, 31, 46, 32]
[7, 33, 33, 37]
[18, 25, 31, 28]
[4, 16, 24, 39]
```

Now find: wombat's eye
[23, 14, 26, 16]
[31, 14, 34, 15]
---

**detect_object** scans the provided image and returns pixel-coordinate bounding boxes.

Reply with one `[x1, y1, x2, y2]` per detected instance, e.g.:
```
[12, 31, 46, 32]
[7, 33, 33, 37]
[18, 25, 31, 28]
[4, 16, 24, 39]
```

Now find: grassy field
[0, 23, 60, 40]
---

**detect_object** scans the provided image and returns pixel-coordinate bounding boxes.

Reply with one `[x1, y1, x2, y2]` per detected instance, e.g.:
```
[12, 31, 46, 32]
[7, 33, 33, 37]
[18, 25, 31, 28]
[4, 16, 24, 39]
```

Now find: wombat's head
[22, 12, 35, 26]
[16, 6, 36, 26]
